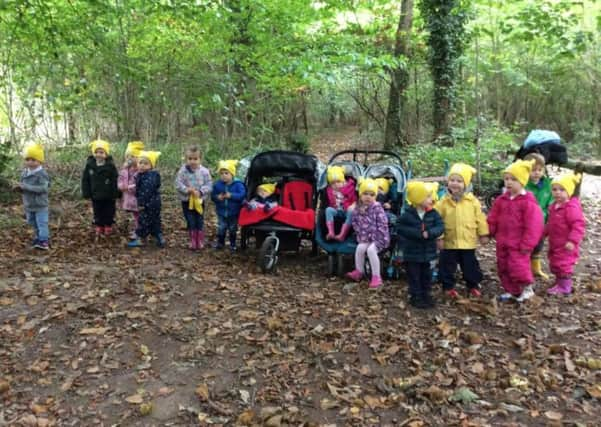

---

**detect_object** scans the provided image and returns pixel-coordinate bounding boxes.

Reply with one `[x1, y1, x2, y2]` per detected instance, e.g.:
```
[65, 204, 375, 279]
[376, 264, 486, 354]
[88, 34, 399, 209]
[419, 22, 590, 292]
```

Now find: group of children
[16, 142, 586, 309]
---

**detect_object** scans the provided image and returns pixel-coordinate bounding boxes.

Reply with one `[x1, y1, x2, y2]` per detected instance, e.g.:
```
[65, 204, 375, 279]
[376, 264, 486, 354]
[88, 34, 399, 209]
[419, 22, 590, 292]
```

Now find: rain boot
[548, 277, 572, 295]
[189, 230, 197, 250]
[197, 231, 205, 249]
[531, 258, 549, 280]
[103, 225, 112, 236]
[326, 221, 336, 240]
[369, 274, 383, 289]
[346, 269, 364, 282]
[334, 223, 351, 242]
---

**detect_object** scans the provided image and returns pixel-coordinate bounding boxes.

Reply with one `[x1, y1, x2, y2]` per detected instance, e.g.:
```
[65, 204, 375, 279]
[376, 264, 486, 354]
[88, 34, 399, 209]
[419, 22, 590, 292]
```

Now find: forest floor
[1, 127, 601, 427]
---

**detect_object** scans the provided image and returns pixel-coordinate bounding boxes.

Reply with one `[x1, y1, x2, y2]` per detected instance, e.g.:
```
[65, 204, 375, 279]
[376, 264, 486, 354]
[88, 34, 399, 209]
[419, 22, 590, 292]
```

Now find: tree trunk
[384, 0, 414, 150]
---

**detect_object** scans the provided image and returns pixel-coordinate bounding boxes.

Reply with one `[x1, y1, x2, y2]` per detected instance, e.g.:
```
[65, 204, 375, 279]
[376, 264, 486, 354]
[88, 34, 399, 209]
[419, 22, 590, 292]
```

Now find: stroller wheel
[258, 236, 278, 273]
[336, 253, 346, 277]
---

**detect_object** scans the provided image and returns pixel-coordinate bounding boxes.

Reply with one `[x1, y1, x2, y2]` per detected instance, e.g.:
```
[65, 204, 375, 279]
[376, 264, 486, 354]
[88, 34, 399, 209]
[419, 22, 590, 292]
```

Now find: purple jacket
[118, 166, 138, 211]
[326, 178, 357, 210]
[351, 201, 390, 251]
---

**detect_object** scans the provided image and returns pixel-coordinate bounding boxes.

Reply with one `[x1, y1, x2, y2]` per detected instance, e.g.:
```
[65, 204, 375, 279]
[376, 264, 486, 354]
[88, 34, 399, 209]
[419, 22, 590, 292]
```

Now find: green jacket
[525, 176, 553, 222]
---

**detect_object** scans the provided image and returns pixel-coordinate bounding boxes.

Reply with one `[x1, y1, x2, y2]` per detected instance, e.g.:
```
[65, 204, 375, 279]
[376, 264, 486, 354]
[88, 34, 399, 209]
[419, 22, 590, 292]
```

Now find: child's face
[24, 157, 41, 170]
[419, 194, 433, 210]
[360, 191, 375, 204]
[186, 153, 201, 169]
[504, 173, 523, 195]
[447, 174, 465, 194]
[551, 184, 569, 203]
[94, 148, 107, 161]
[331, 180, 344, 191]
[257, 188, 270, 199]
[138, 157, 152, 172]
[530, 165, 544, 184]
[220, 170, 233, 183]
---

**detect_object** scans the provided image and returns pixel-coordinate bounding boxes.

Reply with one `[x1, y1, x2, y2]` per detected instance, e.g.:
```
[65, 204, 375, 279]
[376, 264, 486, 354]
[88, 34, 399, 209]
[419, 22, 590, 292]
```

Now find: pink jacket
[118, 166, 138, 211]
[487, 191, 543, 251]
[326, 178, 357, 210]
[545, 197, 585, 275]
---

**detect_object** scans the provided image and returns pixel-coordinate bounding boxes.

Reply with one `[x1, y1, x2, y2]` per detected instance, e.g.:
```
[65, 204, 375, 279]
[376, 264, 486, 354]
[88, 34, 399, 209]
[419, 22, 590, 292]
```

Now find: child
[325, 165, 357, 241]
[487, 159, 544, 302]
[523, 153, 553, 279]
[211, 160, 246, 251]
[398, 181, 444, 308]
[435, 163, 489, 298]
[128, 151, 164, 248]
[246, 183, 278, 212]
[14, 143, 50, 250]
[118, 141, 144, 239]
[175, 146, 212, 250]
[345, 178, 390, 289]
[545, 174, 586, 295]
[81, 140, 119, 236]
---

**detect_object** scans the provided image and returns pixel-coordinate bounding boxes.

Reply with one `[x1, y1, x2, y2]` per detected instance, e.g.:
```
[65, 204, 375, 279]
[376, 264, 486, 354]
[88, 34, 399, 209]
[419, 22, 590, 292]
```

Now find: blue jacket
[398, 207, 444, 262]
[136, 170, 161, 209]
[211, 179, 246, 218]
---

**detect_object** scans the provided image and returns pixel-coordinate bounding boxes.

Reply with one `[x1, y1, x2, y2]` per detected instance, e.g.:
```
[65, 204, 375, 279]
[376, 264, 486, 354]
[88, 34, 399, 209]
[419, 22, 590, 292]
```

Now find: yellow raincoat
[435, 193, 489, 249]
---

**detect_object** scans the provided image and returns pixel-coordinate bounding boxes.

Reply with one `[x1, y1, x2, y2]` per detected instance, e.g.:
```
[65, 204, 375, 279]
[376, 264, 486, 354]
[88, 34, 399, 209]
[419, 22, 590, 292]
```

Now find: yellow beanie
[257, 183, 276, 196]
[503, 159, 535, 187]
[90, 139, 110, 155]
[552, 173, 582, 197]
[375, 178, 391, 194]
[358, 178, 378, 195]
[406, 181, 431, 207]
[138, 150, 161, 168]
[218, 159, 238, 176]
[448, 163, 477, 187]
[23, 143, 45, 163]
[125, 141, 145, 157]
[424, 182, 440, 202]
[327, 166, 345, 184]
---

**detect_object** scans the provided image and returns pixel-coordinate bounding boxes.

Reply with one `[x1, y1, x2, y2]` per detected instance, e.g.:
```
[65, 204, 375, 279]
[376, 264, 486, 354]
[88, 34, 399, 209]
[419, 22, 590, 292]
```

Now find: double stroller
[315, 150, 407, 279]
[238, 150, 321, 273]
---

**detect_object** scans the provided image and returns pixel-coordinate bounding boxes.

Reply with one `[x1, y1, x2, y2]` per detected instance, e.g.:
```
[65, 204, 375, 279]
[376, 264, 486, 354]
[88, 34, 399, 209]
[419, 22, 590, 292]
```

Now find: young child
[211, 160, 246, 251]
[175, 146, 212, 250]
[487, 159, 544, 302]
[14, 143, 50, 250]
[81, 140, 119, 237]
[545, 174, 586, 295]
[118, 141, 144, 239]
[398, 181, 444, 308]
[524, 153, 553, 279]
[435, 163, 489, 298]
[128, 151, 164, 248]
[325, 165, 357, 241]
[246, 183, 278, 212]
[345, 178, 390, 289]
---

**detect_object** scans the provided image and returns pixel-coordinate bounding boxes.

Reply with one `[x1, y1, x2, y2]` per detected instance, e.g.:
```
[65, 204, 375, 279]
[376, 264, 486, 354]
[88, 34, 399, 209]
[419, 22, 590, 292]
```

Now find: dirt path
[1, 130, 601, 426]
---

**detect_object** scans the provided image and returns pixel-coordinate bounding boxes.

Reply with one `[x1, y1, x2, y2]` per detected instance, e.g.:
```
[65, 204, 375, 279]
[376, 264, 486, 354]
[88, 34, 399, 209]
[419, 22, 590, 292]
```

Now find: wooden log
[564, 159, 601, 176]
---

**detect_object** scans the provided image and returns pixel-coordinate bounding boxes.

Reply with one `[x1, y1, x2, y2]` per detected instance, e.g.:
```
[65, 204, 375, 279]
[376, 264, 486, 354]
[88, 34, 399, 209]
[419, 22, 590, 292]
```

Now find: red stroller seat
[273, 180, 315, 230]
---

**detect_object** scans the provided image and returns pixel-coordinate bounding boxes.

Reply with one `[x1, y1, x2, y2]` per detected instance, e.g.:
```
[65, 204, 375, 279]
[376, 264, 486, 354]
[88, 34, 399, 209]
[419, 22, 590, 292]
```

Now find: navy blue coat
[211, 179, 246, 218]
[397, 207, 444, 262]
[136, 170, 161, 209]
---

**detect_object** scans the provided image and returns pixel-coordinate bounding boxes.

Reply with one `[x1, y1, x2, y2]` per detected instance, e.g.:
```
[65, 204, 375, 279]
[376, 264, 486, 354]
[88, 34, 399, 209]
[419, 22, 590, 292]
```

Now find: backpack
[515, 130, 568, 165]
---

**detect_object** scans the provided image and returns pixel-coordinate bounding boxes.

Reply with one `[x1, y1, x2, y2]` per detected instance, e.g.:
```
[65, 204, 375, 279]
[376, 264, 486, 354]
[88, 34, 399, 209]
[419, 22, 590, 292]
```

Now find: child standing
[175, 146, 212, 250]
[325, 166, 357, 241]
[345, 179, 390, 289]
[487, 159, 544, 302]
[398, 181, 444, 308]
[246, 183, 278, 211]
[14, 143, 50, 250]
[211, 160, 246, 251]
[545, 174, 586, 295]
[118, 141, 144, 239]
[128, 151, 164, 248]
[81, 140, 119, 236]
[435, 163, 489, 298]
[523, 153, 553, 279]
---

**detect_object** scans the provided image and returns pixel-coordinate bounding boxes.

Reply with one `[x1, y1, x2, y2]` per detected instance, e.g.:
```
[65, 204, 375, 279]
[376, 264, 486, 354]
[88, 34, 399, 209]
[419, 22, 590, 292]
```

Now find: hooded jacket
[81, 156, 119, 200]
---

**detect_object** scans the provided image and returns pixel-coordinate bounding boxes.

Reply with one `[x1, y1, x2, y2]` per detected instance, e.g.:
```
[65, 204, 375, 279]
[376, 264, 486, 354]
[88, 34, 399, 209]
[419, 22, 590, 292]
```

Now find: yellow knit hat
[448, 163, 477, 187]
[375, 178, 391, 194]
[90, 139, 110, 155]
[218, 160, 238, 176]
[358, 178, 378, 195]
[406, 181, 431, 207]
[503, 159, 535, 187]
[424, 182, 440, 202]
[23, 143, 45, 163]
[125, 141, 145, 157]
[552, 173, 582, 197]
[138, 150, 161, 168]
[257, 183, 276, 196]
[327, 166, 345, 184]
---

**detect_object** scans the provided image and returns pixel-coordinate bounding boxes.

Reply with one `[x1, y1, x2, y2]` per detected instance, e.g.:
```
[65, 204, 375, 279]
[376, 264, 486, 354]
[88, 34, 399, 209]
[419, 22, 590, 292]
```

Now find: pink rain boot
[197, 231, 205, 249]
[369, 275, 383, 289]
[326, 221, 336, 240]
[335, 223, 351, 242]
[547, 278, 572, 295]
[346, 269, 364, 282]
[189, 230, 197, 250]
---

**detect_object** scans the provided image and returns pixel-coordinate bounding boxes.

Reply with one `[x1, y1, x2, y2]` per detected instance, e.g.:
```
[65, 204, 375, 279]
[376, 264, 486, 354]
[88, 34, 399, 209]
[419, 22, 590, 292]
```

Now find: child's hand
[217, 193, 225, 201]
[224, 192, 231, 199]
[127, 184, 135, 191]
[192, 189, 200, 197]
[383, 202, 391, 209]
[11, 182, 22, 191]
[436, 239, 444, 250]
[348, 202, 356, 210]
[186, 187, 195, 194]
[565, 241, 575, 251]
[479, 236, 490, 245]
[422, 231, 429, 239]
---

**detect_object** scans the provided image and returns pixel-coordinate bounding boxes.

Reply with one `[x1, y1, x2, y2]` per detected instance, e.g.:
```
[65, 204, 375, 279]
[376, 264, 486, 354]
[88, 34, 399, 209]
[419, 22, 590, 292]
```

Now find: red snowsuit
[487, 191, 544, 295]
[545, 197, 586, 277]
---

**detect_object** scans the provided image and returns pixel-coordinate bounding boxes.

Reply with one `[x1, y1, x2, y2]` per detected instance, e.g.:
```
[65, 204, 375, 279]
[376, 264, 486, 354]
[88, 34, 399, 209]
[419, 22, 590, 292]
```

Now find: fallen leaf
[237, 409, 255, 424]
[544, 411, 563, 421]
[449, 387, 479, 403]
[195, 383, 209, 401]
[139, 402, 153, 415]
[79, 327, 108, 335]
[125, 394, 144, 404]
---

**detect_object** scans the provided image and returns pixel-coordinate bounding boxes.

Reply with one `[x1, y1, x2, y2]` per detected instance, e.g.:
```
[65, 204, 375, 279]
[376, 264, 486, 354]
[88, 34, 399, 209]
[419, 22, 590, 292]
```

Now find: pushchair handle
[327, 149, 403, 167]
